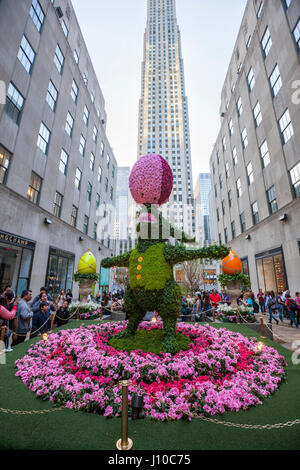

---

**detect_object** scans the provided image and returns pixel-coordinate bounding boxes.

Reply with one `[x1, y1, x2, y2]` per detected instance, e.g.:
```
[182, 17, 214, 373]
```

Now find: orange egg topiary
[221, 250, 243, 275]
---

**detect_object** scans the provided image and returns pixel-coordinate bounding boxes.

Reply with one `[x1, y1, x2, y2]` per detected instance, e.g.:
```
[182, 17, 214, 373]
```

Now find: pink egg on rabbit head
[129, 153, 173, 206]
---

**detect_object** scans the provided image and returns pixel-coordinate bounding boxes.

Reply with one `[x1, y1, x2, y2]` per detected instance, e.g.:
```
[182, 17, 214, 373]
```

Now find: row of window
[216, 161, 300, 243]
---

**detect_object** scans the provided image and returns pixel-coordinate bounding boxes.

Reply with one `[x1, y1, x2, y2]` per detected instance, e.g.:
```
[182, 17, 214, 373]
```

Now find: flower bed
[68, 302, 101, 320]
[15, 321, 286, 421]
[217, 305, 256, 323]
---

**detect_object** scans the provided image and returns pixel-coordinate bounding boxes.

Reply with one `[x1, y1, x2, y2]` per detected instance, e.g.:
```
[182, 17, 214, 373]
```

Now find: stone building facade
[209, 0, 300, 295]
[0, 0, 117, 298]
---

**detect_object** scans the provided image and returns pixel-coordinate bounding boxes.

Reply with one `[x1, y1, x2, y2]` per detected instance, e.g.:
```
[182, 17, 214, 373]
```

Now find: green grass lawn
[0, 319, 299, 450]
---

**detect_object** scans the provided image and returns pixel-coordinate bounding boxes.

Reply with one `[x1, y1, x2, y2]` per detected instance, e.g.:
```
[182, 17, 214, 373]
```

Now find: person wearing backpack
[285, 293, 298, 328]
[266, 291, 279, 325]
[275, 291, 285, 323]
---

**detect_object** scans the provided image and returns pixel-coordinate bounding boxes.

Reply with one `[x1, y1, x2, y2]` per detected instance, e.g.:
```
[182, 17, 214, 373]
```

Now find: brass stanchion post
[260, 318, 266, 339]
[116, 380, 133, 451]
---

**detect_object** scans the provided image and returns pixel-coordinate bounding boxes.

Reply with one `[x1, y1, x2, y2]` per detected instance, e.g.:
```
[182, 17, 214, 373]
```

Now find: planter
[78, 279, 94, 304]
[225, 280, 241, 308]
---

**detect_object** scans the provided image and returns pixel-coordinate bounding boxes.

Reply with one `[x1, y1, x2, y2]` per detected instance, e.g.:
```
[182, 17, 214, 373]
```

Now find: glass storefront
[255, 247, 287, 293]
[45, 247, 75, 299]
[0, 230, 35, 295]
[100, 267, 110, 295]
[241, 257, 249, 277]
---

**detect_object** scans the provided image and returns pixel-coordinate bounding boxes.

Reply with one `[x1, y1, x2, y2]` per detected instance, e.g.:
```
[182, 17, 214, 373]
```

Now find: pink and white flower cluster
[15, 321, 286, 421]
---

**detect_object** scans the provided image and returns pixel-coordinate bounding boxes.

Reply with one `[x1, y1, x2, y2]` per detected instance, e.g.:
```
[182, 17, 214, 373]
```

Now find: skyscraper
[137, 0, 194, 236]
[194, 173, 213, 247]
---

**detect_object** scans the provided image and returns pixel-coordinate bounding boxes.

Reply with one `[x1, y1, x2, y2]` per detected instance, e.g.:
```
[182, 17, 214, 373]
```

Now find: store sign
[0, 230, 35, 249]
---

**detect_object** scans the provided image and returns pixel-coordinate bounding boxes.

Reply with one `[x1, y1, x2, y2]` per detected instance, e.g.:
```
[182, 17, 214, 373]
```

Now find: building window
[5, 83, 24, 125]
[232, 147, 238, 166]
[241, 128, 248, 149]
[75, 168, 82, 190]
[253, 101, 262, 127]
[231, 221, 236, 239]
[260, 140, 270, 168]
[289, 162, 300, 198]
[54, 44, 64, 74]
[61, 20, 69, 38]
[293, 19, 300, 52]
[93, 126, 98, 143]
[256, 248, 288, 293]
[261, 27, 272, 57]
[228, 190, 232, 208]
[219, 174, 223, 189]
[225, 161, 230, 179]
[252, 201, 259, 225]
[110, 186, 113, 201]
[27, 172, 42, 204]
[105, 177, 108, 192]
[222, 136, 226, 152]
[236, 178, 242, 198]
[107, 154, 110, 168]
[70, 205, 78, 228]
[93, 223, 97, 241]
[112, 165, 115, 179]
[0, 145, 11, 184]
[267, 185, 278, 214]
[224, 228, 228, 244]
[229, 119, 233, 136]
[53, 191, 63, 218]
[237, 96, 243, 117]
[214, 184, 218, 197]
[257, 1, 264, 18]
[71, 80, 79, 103]
[46, 80, 58, 111]
[218, 233, 222, 245]
[284, 0, 292, 8]
[100, 141, 104, 157]
[83, 105, 89, 126]
[269, 65, 282, 97]
[247, 67, 255, 91]
[221, 199, 225, 216]
[73, 49, 79, 64]
[90, 153, 95, 172]
[247, 162, 254, 185]
[59, 149, 68, 175]
[246, 35, 252, 49]
[83, 73, 88, 86]
[87, 182, 92, 202]
[18, 35, 35, 74]
[240, 212, 246, 233]
[96, 166, 102, 184]
[79, 135, 86, 156]
[279, 109, 294, 144]
[37, 122, 51, 154]
[96, 193, 100, 209]
[65, 112, 74, 137]
[216, 208, 220, 222]
[83, 216, 89, 235]
[29, 0, 45, 32]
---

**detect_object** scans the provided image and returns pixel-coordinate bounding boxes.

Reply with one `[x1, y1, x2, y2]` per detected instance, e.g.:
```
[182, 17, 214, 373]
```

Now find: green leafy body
[101, 206, 229, 353]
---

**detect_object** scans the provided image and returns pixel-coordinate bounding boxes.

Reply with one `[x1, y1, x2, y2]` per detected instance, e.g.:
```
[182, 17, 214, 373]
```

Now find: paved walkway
[257, 313, 300, 352]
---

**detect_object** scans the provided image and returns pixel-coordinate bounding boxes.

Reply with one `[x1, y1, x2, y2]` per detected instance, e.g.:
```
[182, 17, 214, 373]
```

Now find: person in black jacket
[56, 300, 70, 327]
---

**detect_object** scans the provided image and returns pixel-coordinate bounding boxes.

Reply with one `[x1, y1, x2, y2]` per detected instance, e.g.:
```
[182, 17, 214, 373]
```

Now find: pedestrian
[31, 302, 51, 337]
[95, 291, 101, 304]
[295, 292, 300, 325]
[31, 286, 54, 307]
[12, 290, 33, 345]
[275, 291, 285, 323]
[285, 293, 298, 328]
[266, 291, 279, 325]
[193, 293, 202, 322]
[32, 292, 56, 315]
[55, 289, 66, 308]
[209, 289, 221, 311]
[257, 289, 265, 313]
[0, 297, 17, 352]
[56, 300, 70, 327]
[202, 293, 212, 319]
[65, 289, 73, 304]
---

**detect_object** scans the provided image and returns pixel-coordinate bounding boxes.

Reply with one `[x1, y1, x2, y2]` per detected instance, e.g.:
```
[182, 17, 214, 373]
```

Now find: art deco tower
[137, 0, 195, 236]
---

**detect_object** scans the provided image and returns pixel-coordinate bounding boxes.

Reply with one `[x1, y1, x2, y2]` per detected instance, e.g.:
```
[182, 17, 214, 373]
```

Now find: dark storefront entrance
[255, 247, 288, 293]
[45, 247, 75, 299]
[0, 230, 35, 295]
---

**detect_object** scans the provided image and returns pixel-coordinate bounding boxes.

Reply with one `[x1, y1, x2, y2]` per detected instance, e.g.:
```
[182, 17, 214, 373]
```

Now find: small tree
[181, 259, 203, 294]
[114, 267, 129, 289]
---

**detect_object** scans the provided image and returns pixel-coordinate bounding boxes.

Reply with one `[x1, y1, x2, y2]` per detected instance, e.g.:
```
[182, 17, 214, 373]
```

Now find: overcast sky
[72, 0, 247, 187]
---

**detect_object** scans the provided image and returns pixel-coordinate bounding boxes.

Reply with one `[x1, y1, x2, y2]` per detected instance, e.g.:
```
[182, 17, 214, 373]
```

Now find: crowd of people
[0, 284, 299, 352]
[181, 288, 300, 327]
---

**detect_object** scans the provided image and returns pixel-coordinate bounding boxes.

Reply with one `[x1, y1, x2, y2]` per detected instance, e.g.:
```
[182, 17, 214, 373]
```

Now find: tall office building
[194, 173, 213, 247]
[137, 0, 195, 236]
[0, 0, 117, 298]
[115, 167, 135, 255]
[210, 0, 300, 294]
